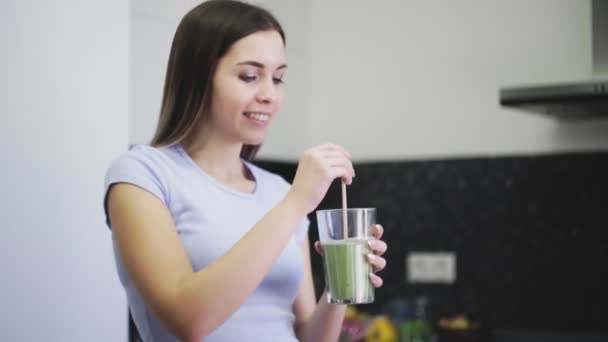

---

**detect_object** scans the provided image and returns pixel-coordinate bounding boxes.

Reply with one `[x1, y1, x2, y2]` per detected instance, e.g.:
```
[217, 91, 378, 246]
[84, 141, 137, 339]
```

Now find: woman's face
[208, 30, 286, 146]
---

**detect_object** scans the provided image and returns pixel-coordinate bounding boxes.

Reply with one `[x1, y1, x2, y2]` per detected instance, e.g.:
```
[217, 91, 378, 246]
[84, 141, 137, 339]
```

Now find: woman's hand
[314, 224, 388, 288]
[365, 224, 387, 287]
[286, 144, 355, 215]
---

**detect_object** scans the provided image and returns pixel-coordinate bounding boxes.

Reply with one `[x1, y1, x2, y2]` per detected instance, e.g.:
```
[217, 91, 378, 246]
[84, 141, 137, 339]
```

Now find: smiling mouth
[243, 112, 270, 122]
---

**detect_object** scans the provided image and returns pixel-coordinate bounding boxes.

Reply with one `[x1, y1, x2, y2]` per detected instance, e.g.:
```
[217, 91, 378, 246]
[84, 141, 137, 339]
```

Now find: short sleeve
[103, 151, 168, 228]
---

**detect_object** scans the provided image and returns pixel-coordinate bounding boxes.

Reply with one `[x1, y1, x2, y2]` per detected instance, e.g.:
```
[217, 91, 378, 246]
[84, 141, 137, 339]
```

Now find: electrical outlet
[406, 252, 456, 284]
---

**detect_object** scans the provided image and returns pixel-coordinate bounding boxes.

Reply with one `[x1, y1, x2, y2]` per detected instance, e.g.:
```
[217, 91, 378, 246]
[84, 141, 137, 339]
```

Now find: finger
[342, 175, 353, 186]
[369, 273, 384, 288]
[371, 224, 384, 239]
[314, 241, 324, 256]
[322, 155, 351, 168]
[367, 254, 387, 272]
[368, 239, 388, 256]
[328, 166, 353, 185]
[321, 151, 353, 168]
[317, 142, 344, 152]
[317, 143, 352, 159]
[322, 155, 355, 180]
[318, 150, 349, 160]
[325, 160, 355, 182]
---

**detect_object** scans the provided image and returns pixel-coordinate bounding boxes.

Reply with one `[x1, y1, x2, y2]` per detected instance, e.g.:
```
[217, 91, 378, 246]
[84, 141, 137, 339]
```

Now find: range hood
[499, 0, 608, 120]
[499, 80, 608, 119]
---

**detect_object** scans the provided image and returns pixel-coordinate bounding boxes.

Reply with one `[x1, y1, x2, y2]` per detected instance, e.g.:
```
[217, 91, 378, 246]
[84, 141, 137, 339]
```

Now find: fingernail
[367, 253, 376, 262]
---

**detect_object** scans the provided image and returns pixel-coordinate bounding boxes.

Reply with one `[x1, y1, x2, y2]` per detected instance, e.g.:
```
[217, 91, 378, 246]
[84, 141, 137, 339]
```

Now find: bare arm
[108, 144, 355, 341]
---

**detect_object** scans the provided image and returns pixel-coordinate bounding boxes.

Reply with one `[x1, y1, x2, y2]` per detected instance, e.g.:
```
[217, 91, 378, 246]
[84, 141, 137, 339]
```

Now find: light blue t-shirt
[103, 144, 309, 342]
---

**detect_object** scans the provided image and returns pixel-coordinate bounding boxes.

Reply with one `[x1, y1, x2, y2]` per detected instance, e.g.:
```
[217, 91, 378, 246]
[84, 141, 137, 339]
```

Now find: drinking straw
[341, 181, 348, 238]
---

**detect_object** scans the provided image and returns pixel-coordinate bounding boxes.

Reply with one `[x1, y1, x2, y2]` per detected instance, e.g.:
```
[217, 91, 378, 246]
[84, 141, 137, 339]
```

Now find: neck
[185, 134, 247, 181]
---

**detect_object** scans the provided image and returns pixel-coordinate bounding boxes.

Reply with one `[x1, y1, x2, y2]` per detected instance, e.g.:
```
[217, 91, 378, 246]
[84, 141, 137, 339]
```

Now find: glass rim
[316, 208, 376, 214]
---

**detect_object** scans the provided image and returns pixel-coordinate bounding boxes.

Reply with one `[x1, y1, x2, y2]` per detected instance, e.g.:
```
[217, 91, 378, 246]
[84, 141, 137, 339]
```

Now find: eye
[239, 74, 257, 82]
[273, 72, 286, 85]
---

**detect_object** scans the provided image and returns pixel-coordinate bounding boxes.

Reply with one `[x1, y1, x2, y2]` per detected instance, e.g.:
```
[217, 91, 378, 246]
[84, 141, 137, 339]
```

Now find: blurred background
[2, 0, 607, 341]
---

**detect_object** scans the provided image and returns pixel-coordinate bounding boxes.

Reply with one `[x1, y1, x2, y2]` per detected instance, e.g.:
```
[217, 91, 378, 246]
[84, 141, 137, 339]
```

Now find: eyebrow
[236, 60, 287, 70]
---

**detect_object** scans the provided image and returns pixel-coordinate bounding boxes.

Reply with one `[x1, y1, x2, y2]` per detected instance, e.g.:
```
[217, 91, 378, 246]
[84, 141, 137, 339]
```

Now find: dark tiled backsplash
[254, 152, 608, 333]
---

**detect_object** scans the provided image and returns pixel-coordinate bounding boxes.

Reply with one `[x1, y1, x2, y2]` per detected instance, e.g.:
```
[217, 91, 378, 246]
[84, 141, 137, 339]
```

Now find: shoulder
[105, 144, 177, 178]
[104, 144, 179, 203]
[107, 144, 173, 169]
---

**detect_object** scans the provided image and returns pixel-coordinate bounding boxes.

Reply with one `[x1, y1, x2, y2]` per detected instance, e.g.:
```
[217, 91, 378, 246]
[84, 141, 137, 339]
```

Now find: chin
[242, 135, 266, 146]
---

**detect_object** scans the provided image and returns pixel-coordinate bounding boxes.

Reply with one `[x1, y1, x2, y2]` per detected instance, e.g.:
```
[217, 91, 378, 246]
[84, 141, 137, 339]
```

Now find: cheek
[274, 88, 285, 110]
[212, 81, 250, 113]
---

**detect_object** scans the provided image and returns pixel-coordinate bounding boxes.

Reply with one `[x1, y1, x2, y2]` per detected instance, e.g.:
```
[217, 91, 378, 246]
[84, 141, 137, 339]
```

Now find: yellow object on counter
[365, 316, 398, 342]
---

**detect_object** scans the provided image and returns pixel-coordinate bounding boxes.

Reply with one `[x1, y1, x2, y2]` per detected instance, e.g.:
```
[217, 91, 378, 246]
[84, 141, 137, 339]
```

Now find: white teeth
[246, 112, 269, 121]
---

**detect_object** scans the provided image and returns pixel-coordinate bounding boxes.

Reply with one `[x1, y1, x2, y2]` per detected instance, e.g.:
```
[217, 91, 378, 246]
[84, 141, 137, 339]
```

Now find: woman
[104, 1, 387, 341]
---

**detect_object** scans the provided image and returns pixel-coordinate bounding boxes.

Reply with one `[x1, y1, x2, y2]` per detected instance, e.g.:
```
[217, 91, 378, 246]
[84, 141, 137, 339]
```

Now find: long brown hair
[150, 0, 285, 160]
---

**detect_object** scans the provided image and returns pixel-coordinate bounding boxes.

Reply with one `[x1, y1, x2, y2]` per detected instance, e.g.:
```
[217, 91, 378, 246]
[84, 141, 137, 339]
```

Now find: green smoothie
[322, 238, 374, 304]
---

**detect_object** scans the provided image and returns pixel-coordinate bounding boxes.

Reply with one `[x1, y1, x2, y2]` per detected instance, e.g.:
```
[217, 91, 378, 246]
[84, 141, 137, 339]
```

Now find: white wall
[130, 0, 608, 162]
[309, 0, 608, 160]
[129, 0, 187, 148]
[130, 0, 311, 159]
[255, 0, 312, 159]
[1, 1, 129, 341]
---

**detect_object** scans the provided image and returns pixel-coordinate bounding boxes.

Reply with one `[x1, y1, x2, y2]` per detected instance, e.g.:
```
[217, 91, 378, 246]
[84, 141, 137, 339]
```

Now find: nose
[255, 79, 278, 104]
